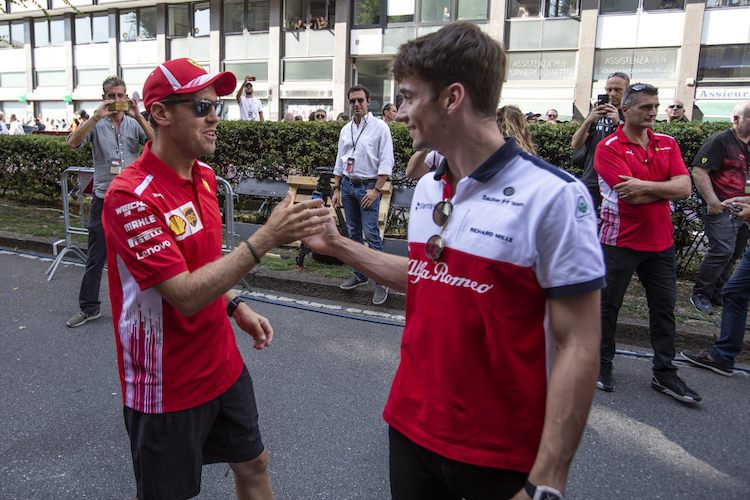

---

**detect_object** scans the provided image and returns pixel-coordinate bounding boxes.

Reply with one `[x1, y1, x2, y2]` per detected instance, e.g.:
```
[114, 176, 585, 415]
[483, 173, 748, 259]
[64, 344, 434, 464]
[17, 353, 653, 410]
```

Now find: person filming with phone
[571, 72, 630, 210]
[65, 75, 153, 328]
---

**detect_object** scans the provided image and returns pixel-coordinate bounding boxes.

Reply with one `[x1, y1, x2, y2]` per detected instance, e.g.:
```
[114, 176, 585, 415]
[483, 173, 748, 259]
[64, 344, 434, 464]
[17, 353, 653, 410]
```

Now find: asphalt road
[1, 248, 748, 499]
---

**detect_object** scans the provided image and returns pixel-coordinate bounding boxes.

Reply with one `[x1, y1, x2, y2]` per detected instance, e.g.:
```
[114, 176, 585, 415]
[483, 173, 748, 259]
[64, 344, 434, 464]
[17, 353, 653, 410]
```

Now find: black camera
[312, 167, 335, 202]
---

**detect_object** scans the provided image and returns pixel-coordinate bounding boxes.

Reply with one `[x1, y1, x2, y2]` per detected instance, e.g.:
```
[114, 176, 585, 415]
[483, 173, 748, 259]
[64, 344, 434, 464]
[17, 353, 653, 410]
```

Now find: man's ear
[443, 82, 466, 115]
[149, 102, 171, 128]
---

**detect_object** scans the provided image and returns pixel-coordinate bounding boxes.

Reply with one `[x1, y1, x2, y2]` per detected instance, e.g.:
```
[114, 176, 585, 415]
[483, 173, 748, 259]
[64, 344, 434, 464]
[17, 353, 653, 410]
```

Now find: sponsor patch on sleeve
[575, 195, 593, 219]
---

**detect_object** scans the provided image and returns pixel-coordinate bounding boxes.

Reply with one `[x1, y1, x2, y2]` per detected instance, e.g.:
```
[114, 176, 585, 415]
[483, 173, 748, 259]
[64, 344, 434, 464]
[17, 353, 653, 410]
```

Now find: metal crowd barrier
[46, 169, 241, 284]
[46, 167, 94, 281]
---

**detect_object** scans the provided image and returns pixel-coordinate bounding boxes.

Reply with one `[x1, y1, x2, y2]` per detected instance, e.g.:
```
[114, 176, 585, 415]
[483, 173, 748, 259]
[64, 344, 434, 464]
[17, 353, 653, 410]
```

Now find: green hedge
[0, 119, 731, 200]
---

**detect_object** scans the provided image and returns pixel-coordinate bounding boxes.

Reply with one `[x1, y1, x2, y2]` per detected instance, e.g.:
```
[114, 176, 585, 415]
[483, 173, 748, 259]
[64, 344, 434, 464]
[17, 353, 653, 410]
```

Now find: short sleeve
[691, 133, 723, 172]
[534, 180, 606, 297]
[104, 188, 188, 290]
[594, 137, 630, 189]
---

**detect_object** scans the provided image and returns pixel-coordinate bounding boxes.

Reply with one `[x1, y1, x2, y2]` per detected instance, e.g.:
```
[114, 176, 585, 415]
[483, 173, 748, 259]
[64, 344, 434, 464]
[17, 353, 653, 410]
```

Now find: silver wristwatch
[524, 481, 564, 500]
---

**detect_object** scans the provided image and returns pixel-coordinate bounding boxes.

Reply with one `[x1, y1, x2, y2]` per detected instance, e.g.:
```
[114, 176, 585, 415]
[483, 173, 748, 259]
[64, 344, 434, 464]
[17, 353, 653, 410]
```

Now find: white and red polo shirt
[594, 125, 690, 252]
[383, 138, 606, 472]
[102, 143, 243, 414]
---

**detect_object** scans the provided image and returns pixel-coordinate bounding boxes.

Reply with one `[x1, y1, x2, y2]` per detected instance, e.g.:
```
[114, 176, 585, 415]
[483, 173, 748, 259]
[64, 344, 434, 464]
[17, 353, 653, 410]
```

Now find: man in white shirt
[0, 113, 8, 134]
[332, 85, 394, 305]
[236, 77, 264, 121]
[8, 114, 25, 135]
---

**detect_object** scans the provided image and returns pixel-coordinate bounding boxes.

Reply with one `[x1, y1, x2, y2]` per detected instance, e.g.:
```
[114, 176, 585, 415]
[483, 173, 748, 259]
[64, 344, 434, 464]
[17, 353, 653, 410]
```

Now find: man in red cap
[102, 58, 329, 500]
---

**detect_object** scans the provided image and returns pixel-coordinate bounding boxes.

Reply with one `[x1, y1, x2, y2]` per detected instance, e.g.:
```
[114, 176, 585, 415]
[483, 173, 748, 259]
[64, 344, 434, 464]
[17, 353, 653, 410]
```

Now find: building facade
[1, 0, 749, 124]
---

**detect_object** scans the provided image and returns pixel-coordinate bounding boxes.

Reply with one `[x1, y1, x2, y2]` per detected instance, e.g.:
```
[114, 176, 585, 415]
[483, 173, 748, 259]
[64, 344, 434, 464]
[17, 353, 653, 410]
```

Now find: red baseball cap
[143, 58, 237, 114]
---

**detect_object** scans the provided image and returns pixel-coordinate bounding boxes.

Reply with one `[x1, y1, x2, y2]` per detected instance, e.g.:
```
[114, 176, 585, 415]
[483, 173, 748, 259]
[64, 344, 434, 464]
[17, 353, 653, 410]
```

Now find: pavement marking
[238, 289, 407, 324]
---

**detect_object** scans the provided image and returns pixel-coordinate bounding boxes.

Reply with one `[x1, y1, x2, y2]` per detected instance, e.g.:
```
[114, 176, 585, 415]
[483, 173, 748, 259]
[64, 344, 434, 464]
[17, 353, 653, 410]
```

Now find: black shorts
[389, 426, 527, 500]
[123, 365, 265, 500]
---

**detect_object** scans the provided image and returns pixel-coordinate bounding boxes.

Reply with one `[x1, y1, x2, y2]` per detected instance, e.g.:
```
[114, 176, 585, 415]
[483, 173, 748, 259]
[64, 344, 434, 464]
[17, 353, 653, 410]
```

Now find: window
[225, 0, 271, 33]
[75, 13, 109, 45]
[285, 0, 335, 30]
[706, 0, 749, 7]
[389, 0, 415, 22]
[120, 8, 157, 42]
[506, 52, 577, 80]
[698, 45, 750, 80]
[36, 70, 66, 87]
[0, 72, 26, 86]
[423, 0, 488, 22]
[593, 48, 678, 80]
[600, 0, 683, 13]
[508, 0, 578, 17]
[354, 0, 381, 26]
[283, 59, 333, 80]
[76, 68, 110, 86]
[169, 3, 211, 37]
[224, 61, 269, 81]
[34, 17, 65, 48]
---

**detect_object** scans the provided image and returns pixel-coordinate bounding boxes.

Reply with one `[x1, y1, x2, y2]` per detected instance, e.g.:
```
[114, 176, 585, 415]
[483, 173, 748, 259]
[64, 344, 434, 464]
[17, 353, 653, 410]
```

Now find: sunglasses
[349, 98, 366, 105]
[548, 114, 558, 118]
[160, 98, 224, 117]
[629, 83, 657, 92]
[425, 199, 453, 261]
[315, 114, 326, 119]
[608, 72, 629, 80]
[667, 104, 684, 109]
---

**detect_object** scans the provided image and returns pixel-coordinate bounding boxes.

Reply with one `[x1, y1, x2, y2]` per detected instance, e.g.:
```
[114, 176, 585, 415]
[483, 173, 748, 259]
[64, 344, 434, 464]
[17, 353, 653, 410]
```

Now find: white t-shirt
[9, 121, 25, 135]
[424, 151, 444, 170]
[238, 96, 263, 121]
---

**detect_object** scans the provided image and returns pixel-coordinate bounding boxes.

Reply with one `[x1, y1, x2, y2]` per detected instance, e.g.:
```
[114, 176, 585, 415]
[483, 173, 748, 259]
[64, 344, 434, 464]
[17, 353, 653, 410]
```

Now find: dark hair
[391, 22, 505, 118]
[622, 83, 658, 110]
[383, 103, 394, 113]
[348, 85, 371, 100]
[337, 112, 349, 121]
[103, 75, 126, 94]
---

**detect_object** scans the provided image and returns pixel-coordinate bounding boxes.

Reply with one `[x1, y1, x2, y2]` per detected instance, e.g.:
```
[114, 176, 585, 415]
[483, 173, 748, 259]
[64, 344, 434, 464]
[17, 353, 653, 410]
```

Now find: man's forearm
[571, 119, 593, 150]
[692, 168, 720, 205]
[526, 291, 600, 493]
[67, 117, 97, 148]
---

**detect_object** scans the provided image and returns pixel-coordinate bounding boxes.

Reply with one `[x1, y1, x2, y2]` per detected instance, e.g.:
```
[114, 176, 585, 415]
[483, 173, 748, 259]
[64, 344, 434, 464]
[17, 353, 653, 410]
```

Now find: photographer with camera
[332, 85, 394, 305]
[236, 76, 264, 121]
[65, 75, 153, 328]
[571, 72, 629, 210]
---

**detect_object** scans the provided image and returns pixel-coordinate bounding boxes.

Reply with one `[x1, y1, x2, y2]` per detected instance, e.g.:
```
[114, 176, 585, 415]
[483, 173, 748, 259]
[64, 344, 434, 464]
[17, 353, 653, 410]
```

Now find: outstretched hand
[258, 192, 330, 248]
[301, 213, 343, 258]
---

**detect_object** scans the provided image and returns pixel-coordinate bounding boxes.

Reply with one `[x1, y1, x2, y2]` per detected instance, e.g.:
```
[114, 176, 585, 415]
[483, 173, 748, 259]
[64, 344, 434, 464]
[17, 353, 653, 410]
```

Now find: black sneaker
[690, 294, 715, 315]
[651, 374, 701, 403]
[340, 276, 369, 290]
[681, 350, 733, 376]
[596, 363, 614, 392]
[710, 295, 723, 307]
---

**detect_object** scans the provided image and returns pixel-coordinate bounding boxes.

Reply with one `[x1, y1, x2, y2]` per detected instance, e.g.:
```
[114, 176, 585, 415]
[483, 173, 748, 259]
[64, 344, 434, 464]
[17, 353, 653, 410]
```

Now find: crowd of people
[2, 22, 747, 499]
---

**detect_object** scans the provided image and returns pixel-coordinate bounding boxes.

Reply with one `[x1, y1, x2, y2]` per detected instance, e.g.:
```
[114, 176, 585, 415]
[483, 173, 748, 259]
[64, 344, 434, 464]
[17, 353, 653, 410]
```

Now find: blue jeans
[710, 247, 750, 368]
[79, 195, 107, 313]
[601, 245, 678, 375]
[693, 209, 750, 299]
[341, 178, 383, 282]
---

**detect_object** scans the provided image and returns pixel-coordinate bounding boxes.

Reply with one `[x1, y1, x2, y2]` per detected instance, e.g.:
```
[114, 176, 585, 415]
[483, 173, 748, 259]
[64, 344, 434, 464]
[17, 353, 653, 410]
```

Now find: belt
[344, 177, 378, 187]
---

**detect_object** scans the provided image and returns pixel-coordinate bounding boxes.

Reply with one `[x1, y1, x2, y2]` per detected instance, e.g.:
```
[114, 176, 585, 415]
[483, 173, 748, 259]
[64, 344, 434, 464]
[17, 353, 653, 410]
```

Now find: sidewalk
[3, 229, 748, 363]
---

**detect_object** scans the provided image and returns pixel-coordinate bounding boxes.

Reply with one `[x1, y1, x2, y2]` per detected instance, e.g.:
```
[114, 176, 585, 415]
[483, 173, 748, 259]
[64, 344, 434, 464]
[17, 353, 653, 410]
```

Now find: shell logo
[169, 215, 187, 236]
[202, 178, 211, 193]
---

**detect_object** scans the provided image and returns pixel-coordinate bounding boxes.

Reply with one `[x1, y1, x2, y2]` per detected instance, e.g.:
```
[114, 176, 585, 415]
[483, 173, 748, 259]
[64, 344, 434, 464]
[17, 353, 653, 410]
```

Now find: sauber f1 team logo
[164, 202, 204, 241]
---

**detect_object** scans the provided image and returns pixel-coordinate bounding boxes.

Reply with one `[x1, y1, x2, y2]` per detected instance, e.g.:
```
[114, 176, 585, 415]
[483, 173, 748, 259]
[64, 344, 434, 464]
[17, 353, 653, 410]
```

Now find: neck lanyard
[351, 116, 369, 152]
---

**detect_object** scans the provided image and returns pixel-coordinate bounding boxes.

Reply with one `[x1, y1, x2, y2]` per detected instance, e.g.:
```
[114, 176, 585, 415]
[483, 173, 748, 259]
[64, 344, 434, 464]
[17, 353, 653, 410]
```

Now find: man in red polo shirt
[594, 83, 700, 403]
[102, 58, 328, 500]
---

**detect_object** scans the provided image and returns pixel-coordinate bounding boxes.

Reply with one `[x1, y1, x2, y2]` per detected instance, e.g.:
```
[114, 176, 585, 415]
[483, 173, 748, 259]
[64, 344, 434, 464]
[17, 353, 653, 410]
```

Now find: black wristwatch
[525, 481, 564, 500]
[227, 296, 244, 318]
[333, 185, 341, 191]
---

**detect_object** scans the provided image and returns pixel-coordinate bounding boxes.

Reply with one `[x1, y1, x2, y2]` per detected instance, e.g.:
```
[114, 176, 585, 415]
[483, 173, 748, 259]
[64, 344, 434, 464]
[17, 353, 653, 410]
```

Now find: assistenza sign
[696, 88, 750, 99]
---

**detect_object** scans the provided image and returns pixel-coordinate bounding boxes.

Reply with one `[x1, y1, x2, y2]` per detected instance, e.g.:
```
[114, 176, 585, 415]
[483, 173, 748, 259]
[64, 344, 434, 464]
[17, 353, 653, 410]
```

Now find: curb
[4, 231, 747, 362]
